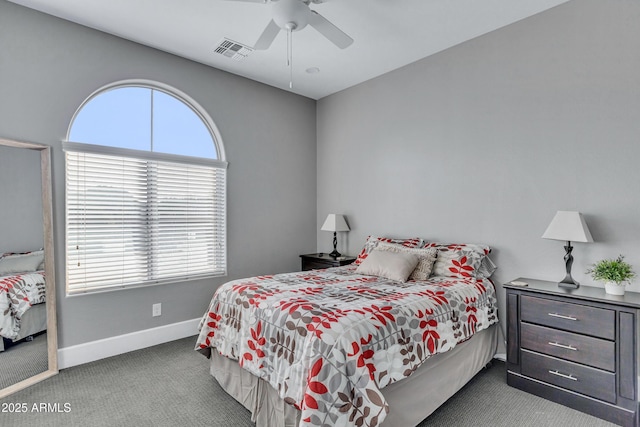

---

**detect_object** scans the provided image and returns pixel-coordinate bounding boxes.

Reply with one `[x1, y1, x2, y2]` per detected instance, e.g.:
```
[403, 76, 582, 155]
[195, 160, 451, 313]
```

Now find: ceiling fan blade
[254, 19, 281, 50]
[307, 10, 353, 49]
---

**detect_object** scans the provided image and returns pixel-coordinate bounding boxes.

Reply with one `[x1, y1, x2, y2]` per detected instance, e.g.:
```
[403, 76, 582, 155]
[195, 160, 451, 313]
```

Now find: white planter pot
[604, 281, 626, 296]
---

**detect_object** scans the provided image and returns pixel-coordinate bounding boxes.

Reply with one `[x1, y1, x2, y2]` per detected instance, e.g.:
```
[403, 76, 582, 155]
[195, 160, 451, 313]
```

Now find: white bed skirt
[210, 323, 499, 427]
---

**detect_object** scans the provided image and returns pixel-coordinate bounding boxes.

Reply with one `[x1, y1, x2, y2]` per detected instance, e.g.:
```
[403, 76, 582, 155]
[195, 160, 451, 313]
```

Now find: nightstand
[505, 278, 640, 427]
[300, 253, 356, 271]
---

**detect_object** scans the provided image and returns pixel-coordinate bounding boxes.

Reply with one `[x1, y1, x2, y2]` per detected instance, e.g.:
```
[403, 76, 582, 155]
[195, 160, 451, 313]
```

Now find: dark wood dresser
[300, 253, 356, 271]
[505, 278, 640, 427]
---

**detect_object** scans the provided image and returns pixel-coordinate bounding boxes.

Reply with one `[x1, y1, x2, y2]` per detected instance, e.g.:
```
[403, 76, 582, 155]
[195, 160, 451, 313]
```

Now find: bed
[196, 237, 499, 427]
[0, 250, 47, 353]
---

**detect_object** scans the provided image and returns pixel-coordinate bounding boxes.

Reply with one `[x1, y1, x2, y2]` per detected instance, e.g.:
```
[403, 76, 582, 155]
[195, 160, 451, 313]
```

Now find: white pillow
[0, 250, 45, 276]
[375, 242, 437, 281]
[355, 249, 419, 282]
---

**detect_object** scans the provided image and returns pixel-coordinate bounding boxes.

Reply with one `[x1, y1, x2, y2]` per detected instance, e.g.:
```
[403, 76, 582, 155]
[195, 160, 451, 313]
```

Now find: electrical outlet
[152, 303, 162, 317]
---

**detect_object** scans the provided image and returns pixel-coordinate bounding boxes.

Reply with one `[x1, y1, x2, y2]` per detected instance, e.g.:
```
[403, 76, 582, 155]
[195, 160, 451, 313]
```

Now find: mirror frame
[0, 137, 58, 399]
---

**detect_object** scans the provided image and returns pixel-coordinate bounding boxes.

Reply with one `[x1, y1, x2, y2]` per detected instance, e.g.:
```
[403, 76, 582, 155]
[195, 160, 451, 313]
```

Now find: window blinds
[65, 147, 226, 294]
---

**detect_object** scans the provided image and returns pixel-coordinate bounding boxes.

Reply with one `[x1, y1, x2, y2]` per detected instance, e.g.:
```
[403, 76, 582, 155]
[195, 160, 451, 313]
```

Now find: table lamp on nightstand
[321, 214, 350, 258]
[542, 210, 593, 289]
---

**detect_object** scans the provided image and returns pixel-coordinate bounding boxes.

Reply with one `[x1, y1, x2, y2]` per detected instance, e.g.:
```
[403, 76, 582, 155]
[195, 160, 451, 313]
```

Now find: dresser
[505, 278, 640, 427]
[300, 253, 356, 271]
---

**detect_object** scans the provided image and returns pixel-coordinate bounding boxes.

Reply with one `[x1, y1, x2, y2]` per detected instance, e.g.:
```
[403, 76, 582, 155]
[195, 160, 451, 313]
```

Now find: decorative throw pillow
[0, 250, 45, 276]
[355, 249, 420, 282]
[375, 242, 437, 281]
[426, 243, 491, 279]
[3, 248, 46, 272]
[354, 235, 425, 265]
[477, 255, 498, 279]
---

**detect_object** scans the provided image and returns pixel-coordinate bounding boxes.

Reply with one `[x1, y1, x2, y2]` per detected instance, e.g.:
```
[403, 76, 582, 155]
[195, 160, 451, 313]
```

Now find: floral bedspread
[196, 265, 498, 427]
[0, 272, 46, 340]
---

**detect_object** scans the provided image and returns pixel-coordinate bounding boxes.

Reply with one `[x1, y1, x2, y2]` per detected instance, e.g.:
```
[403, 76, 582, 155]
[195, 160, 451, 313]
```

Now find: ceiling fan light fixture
[273, 0, 309, 31]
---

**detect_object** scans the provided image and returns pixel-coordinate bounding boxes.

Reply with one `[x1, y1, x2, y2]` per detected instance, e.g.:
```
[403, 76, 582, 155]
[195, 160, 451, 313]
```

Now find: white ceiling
[8, 0, 570, 100]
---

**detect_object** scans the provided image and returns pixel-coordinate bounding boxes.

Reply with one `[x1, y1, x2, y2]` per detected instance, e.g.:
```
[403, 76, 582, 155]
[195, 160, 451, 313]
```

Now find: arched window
[64, 81, 227, 294]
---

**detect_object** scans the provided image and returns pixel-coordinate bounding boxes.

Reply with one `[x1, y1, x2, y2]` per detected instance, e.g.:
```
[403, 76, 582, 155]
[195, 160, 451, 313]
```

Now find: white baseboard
[493, 353, 506, 362]
[57, 318, 201, 369]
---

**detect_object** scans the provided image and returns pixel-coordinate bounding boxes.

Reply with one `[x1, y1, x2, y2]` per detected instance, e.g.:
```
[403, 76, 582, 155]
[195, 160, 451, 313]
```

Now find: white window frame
[64, 80, 227, 295]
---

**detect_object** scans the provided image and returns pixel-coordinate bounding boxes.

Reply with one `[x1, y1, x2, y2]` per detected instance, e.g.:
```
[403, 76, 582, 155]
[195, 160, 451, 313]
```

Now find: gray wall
[3, 0, 640, 352]
[317, 0, 640, 330]
[0, 145, 43, 254]
[0, 1, 317, 348]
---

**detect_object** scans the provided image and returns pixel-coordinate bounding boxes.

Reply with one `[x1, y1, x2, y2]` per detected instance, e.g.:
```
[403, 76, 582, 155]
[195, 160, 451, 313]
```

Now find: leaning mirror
[0, 138, 58, 398]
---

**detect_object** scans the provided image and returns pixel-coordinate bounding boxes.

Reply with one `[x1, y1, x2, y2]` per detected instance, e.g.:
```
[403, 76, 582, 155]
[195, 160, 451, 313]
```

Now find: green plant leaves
[586, 255, 636, 284]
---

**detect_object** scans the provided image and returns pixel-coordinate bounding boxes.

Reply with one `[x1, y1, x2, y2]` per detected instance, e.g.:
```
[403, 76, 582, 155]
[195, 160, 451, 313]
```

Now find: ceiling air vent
[214, 38, 253, 61]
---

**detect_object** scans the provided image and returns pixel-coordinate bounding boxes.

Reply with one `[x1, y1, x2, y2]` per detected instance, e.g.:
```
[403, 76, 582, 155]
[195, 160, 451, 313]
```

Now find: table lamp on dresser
[542, 210, 593, 289]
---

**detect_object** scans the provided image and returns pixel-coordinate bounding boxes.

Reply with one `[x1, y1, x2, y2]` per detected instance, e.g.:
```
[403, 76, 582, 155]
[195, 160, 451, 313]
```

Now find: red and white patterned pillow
[354, 236, 425, 265]
[426, 243, 493, 279]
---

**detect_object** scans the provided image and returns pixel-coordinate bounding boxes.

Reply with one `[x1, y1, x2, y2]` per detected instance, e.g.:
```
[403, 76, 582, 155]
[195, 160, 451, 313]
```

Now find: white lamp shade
[321, 214, 350, 232]
[542, 211, 593, 243]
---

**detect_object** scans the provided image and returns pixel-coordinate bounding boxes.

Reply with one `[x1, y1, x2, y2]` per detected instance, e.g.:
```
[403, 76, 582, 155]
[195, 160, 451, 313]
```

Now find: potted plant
[586, 255, 636, 295]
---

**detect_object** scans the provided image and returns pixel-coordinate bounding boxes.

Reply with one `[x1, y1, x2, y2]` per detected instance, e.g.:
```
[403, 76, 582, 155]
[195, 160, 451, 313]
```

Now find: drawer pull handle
[548, 370, 578, 381]
[548, 341, 577, 351]
[548, 312, 577, 321]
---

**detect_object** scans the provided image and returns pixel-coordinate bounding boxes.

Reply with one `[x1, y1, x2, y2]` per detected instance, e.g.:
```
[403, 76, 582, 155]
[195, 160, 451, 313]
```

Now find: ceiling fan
[227, 0, 354, 50]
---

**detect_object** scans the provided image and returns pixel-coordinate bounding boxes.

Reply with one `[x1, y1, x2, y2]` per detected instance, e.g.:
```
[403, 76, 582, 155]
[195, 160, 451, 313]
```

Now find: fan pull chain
[287, 26, 293, 89]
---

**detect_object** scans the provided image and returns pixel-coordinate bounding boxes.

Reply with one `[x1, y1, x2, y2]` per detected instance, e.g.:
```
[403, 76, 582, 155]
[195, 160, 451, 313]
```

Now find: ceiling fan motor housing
[273, 0, 309, 31]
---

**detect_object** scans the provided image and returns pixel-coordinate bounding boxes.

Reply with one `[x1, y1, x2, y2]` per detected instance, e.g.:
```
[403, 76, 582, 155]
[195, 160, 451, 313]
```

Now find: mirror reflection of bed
[0, 143, 50, 391]
[0, 257, 48, 389]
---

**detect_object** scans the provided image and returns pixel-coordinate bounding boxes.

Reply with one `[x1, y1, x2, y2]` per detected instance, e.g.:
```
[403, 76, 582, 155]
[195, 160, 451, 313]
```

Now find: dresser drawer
[521, 350, 616, 403]
[521, 295, 615, 340]
[521, 323, 615, 371]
